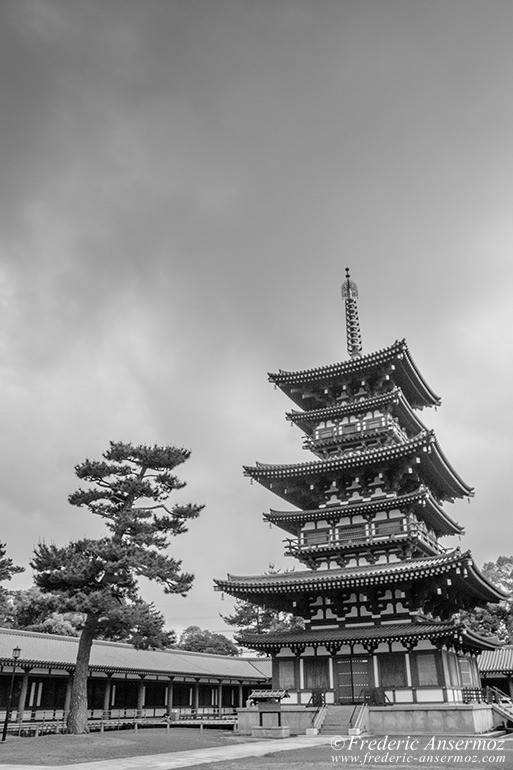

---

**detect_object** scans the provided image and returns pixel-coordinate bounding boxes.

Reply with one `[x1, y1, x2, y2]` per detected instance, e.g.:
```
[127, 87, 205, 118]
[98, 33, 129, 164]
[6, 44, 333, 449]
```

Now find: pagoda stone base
[237, 706, 317, 736]
[251, 726, 291, 738]
[369, 704, 497, 735]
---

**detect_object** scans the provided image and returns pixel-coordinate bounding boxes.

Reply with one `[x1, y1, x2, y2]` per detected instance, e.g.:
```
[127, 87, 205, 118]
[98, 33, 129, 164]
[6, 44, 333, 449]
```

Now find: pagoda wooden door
[334, 657, 372, 703]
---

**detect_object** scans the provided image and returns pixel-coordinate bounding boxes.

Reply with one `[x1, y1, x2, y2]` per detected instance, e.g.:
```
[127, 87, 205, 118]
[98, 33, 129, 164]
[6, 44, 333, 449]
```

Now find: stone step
[320, 704, 360, 734]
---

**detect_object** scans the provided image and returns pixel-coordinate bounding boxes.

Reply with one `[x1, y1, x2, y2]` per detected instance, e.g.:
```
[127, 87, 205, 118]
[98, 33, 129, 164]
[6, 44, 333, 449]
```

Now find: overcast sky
[1, 0, 513, 639]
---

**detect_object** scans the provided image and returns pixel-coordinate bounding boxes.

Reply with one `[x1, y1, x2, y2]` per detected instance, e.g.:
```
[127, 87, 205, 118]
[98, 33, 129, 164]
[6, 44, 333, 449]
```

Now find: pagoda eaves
[216, 549, 506, 604]
[286, 387, 427, 438]
[264, 488, 464, 537]
[269, 340, 441, 410]
[239, 622, 500, 654]
[245, 431, 473, 506]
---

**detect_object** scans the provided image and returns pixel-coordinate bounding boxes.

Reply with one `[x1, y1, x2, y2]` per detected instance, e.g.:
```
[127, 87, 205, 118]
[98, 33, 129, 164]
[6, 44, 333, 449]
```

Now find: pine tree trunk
[66, 614, 97, 734]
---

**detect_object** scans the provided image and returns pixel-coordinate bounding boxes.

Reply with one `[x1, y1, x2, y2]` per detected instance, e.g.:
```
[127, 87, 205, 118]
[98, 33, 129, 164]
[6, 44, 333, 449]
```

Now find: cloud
[1, 0, 513, 631]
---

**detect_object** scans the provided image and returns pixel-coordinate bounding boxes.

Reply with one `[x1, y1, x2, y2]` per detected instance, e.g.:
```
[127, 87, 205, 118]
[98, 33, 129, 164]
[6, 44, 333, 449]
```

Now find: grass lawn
[0, 726, 254, 766]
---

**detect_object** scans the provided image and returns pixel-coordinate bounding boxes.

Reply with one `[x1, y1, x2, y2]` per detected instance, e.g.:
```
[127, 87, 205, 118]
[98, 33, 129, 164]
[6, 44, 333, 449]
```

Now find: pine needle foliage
[0, 542, 23, 625]
[0, 541, 23, 584]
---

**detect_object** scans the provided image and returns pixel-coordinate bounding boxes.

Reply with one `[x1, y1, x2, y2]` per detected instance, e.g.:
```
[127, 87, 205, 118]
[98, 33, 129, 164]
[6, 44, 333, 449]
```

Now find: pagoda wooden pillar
[372, 655, 380, 688]
[298, 658, 305, 705]
[217, 680, 223, 714]
[238, 681, 243, 708]
[508, 677, 513, 700]
[193, 679, 200, 712]
[404, 653, 412, 687]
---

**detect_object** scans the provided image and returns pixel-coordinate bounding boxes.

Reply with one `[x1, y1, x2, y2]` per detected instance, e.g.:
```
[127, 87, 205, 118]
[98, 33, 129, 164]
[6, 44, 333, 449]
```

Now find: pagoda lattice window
[276, 659, 296, 690]
[379, 652, 407, 688]
[447, 653, 462, 687]
[458, 658, 473, 687]
[304, 657, 330, 690]
[337, 523, 366, 541]
[304, 529, 330, 546]
[374, 519, 403, 537]
[411, 652, 441, 687]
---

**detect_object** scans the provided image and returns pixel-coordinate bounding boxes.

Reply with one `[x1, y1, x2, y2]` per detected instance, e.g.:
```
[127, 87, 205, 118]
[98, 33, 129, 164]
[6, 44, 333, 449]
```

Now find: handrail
[351, 703, 369, 731]
[312, 704, 328, 731]
[285, 523, 445, 555]
[484, 685, 513, 705]
[349, 703, 359, 727]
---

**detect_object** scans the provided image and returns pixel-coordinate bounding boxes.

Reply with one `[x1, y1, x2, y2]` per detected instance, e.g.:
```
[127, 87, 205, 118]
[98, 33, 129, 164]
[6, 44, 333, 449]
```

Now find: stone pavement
[0, 734, 334, 770]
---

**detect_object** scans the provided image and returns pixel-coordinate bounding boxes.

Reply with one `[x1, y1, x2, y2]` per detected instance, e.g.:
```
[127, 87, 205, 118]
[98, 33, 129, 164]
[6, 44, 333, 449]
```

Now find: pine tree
[221, 597, 304, 639]
[31, 441, 203, 733]
[0, 542, 23, 584]
[0, 542, 23, 624]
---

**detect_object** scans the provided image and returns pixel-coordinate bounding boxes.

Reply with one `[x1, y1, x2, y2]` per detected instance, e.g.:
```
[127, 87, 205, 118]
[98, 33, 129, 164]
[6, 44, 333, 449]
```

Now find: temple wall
[272, 643, 479, 707]
[369, 704, 495, 735]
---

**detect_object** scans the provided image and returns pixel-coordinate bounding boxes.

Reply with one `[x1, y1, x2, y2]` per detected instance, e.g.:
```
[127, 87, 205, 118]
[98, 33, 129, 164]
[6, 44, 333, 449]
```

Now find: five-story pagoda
[215, 271, 505, 715]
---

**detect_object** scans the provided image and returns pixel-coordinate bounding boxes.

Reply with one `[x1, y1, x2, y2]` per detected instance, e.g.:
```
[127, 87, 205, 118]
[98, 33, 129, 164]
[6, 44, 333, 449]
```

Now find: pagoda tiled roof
[479, 646, 513, 674]
[264, 488, 464, 536]
[286, 388, 427, 437]
[244, 431, 473, 503]
[0, 627, 271, 681]
[269, 340, 441, 410]
[215, 550, 507, 604]
[239, 622, 501, 652]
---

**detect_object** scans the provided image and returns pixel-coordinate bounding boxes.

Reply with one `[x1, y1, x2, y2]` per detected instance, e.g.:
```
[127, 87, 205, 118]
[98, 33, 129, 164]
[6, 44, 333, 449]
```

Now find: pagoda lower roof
[244, 431, 473, 504]
[286, 388, 427, 437]
[269, 340, 441, 410]
[215, 550, 507, 604]
[239, 621, 501, 652]
[264, 487, 464, 537]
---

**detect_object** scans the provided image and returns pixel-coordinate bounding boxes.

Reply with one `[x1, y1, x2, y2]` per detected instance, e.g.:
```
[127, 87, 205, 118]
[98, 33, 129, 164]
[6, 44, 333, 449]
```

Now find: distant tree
[459, 556, 513, 643]
[8, 586, 83, 635]
[221, 598, 304, 641]
[482, 556, 513, 594]
[458, 604, 513, 644]
[177, 625, 239, 656]
[221, 564, 304, 645]
[31, 441, 203, 734]
[0, 542, 23, 625]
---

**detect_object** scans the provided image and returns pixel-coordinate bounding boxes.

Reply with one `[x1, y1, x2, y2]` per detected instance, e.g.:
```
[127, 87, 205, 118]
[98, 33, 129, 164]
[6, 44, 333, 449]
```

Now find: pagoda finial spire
[341, 267, 363, 358]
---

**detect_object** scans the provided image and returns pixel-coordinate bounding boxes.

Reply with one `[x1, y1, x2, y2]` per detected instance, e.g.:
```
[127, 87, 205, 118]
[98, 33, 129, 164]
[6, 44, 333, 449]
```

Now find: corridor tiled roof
[0, 627, 271, 681]
[479, 646, 513, 674]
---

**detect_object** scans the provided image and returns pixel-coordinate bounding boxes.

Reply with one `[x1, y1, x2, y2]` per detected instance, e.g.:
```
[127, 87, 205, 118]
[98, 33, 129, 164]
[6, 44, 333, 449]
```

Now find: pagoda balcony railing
[304, 415, 409, 451]
[284, 522, 445, 557]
